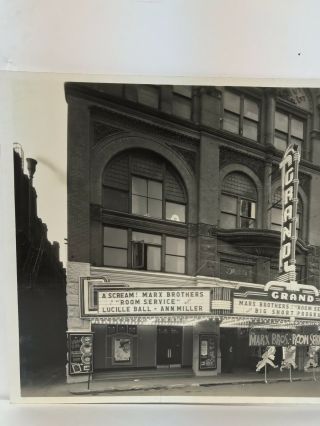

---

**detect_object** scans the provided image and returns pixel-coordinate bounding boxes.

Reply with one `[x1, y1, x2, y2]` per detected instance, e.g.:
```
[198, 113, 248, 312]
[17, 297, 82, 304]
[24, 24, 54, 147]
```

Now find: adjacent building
[65, 84, 320, 381]
[14, 145, 67, 383]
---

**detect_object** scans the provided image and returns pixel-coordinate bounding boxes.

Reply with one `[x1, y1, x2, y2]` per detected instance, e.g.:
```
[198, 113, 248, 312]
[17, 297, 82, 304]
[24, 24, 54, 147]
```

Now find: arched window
[220, 172, 257, 229]
[271, 187, 303, 237]
[101, 149, 187, 274]
[102, 149, 187, 223]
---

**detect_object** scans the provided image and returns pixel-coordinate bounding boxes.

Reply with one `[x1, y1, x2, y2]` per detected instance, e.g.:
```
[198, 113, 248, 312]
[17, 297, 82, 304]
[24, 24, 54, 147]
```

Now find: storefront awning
[90, 314, 320, 329]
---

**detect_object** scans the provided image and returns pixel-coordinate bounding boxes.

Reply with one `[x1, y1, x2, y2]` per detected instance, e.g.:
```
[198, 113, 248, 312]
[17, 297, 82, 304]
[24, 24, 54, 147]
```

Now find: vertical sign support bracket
[264, 364, 268, 384]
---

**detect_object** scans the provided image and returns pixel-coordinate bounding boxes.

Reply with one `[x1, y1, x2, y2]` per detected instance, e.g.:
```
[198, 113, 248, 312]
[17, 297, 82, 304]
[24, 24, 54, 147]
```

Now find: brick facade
[65, 84, 320, 379]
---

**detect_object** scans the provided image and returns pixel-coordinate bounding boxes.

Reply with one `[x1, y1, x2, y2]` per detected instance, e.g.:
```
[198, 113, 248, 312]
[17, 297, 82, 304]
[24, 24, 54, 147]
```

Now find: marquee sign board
[233, 286, 320, 320]
[97, 288, 211, 316]
[249, 330, 320, 347]
[78, 278, 320, 326]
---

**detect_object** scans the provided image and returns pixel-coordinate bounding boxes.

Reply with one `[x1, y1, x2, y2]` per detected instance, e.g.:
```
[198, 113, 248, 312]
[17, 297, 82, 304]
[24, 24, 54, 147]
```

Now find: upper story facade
[65, 84, 320, 289]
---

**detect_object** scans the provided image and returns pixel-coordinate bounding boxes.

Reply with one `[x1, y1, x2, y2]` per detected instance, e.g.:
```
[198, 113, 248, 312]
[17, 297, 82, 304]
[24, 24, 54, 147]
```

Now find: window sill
[100, 265, 187, 277]
[101, 209, 188, 237]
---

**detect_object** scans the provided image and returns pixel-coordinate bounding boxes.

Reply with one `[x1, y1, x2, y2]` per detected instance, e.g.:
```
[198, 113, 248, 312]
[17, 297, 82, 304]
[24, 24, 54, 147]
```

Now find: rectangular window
[131, 241, 144, 269]
[240, 200, 256, 228]
[275, 111, 289, 133]
[103, 187, 129, 213]
[172, 86, 192, 120]
[223, 91, 259, 141]
[165, 202, 186, 222]
[224, 91, 241, 114]
[271, 209, 300, 237]
[146, 246, 161, 271]
[223, 111, 240, 134]
[220, 194, 237, 229]
[103, 229, 187, 274]
[132, 231, 161, 271]
[271, 207, 282, 231]
[274, 110, 304, 154]
[220, 195, 256, 229]
[243, 98, 259, 140]
[138, 85, 159, 109]
[220, 213, 237, 229]
[103, 227, 128, 267]
[132, 176, 163, 219]
[165, 236, 186, 274]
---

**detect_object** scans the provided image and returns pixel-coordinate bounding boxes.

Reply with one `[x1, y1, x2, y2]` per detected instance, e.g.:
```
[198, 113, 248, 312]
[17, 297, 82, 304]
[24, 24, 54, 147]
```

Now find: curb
[69, 376, 316, 395]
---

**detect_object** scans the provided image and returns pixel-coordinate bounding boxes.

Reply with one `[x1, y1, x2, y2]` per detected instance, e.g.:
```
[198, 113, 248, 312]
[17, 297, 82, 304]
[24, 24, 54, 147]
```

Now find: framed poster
[68, 332, 94, 375]
[113, 337, 132, 363]
[199, 334, 217, 370]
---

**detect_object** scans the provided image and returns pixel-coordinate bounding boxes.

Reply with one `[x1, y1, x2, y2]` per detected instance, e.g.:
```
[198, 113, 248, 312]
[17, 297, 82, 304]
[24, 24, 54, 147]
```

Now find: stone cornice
[100, 209, 188, 237]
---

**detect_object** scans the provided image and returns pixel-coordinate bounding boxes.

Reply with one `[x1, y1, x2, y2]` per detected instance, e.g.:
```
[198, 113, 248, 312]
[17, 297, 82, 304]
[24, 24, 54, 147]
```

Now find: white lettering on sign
[270, 291, 315, 303]
[279, 144, 300, 279]
[98, 288, 211, 315]
[249, 331, 320, 347]
[233, 297, 320, 319]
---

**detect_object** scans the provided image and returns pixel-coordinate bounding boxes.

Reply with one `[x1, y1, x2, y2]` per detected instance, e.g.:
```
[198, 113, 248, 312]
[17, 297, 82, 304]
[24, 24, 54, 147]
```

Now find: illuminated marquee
[97, 288, 211, 316]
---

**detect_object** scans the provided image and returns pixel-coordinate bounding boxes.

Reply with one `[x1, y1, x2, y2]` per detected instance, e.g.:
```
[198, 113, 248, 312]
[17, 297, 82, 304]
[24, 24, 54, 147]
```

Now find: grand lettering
[271, 290, 315, 303]
[279, 147, 299, 275]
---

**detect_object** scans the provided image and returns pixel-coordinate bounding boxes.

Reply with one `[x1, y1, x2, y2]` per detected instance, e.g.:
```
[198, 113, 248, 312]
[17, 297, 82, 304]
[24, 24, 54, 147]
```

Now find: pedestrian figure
[280, 345, 297, 371]
[227, 345, 234, 373]
[256, 346, 278, 372]
[304, 346, 320, 371]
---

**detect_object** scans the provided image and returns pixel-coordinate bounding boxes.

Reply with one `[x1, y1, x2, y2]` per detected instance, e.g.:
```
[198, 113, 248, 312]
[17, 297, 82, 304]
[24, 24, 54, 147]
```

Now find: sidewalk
[68, 368, 319, 395]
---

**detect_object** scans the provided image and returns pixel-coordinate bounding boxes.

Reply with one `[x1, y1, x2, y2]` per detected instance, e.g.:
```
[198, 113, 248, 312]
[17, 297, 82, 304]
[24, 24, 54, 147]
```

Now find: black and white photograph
[9, 78, 320, 403]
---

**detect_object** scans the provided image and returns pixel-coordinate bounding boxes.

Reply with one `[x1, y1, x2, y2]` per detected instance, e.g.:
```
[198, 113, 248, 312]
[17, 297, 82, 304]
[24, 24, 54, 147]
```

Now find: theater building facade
[65, 83, 320, 382]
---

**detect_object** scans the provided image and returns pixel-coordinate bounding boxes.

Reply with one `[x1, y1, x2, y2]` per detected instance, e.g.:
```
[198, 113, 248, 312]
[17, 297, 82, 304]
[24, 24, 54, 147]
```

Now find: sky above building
[10, 75, 68, 265]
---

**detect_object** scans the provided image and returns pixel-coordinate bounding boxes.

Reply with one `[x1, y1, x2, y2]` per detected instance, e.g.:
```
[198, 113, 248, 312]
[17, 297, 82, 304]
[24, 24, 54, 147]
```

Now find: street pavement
[20, 367, 320, 399]
[107, 380, 320, 397]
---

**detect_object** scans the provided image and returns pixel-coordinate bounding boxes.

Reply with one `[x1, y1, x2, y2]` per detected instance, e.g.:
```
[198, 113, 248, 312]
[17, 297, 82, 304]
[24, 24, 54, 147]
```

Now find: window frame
[222, 90, 261, 142]
[102, 151, 188, 224]
[103, 226, 129, 268]
[220, 191, 257, 229]
[164, 236, 186, 274]
[172, 85, 193, 121]
[103, 225, 187, 274]
[130, 174, 187, 224]
[131, 175, 163, 219]
[137, 85, 161, 109]
[274, 108, 306, 156]
[270, 187, 303, 238]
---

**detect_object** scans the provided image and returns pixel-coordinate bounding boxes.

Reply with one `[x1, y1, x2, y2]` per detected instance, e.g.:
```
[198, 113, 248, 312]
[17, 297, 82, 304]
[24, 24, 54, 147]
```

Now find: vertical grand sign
[278, 143, 300, 285]
[264, 143, 318, 296]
